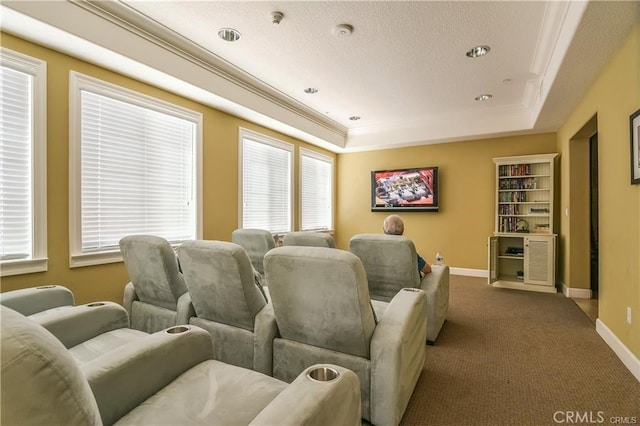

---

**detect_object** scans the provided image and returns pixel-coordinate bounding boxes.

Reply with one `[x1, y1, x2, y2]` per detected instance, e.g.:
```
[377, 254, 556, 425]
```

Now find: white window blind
[1, 66, 32, 260]
[300, 149, 333, 231]
[70, 73, 201, 265]
[0, 48, 47, 276]
[240, 130, 292, 233]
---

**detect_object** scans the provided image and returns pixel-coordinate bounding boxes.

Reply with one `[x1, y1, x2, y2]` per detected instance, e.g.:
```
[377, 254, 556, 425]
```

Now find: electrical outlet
[627, 307, 632, 325]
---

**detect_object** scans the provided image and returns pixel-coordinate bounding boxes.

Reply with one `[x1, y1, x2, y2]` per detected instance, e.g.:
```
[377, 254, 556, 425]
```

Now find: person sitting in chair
[383, 214, 432, 276]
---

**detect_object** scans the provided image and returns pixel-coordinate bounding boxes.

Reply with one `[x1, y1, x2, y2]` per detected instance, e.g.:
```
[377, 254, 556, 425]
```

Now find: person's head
[383, 214, 404, 235]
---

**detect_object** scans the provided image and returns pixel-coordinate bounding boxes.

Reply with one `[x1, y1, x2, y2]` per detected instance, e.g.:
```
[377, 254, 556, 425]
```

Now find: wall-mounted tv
[371, 166, 439, 212]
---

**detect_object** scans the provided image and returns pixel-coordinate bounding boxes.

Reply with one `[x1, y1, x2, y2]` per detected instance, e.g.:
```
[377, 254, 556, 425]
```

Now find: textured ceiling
[1, 1, 639, 152]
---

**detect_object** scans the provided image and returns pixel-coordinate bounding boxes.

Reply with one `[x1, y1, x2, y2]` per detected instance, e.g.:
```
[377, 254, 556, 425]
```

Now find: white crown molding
[529, 0, 589, 127]
[72, 0, 339, 129]
[345, 105, 533, 152]
[1, 1, 348, 152]
[0, 0, 591, 153]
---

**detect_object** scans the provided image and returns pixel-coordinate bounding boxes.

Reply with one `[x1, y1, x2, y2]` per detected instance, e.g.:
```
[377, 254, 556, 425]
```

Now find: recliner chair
[177, 240, 277, 375]
[231, 228, 275, 281]
[264, 246, 427, 426]
[1, 305, 362, 426]
[1, 285, 146, 365]
[282, 231, 336, 248]
[349, 233, 450, 343]
[119, 235, 194, 333]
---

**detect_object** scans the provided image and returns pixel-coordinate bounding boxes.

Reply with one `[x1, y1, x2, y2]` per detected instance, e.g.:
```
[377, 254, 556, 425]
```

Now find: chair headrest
[119, 235, 187, 309]
[178, 240, 267, 331]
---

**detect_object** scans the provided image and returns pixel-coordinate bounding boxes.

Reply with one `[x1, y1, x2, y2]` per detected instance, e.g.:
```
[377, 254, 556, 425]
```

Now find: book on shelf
[530, 207, 549, 213]
[534, 224, 550, 233]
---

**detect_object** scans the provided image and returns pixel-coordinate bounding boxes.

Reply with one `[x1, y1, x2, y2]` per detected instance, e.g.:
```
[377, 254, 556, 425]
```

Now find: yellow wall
[558, 23, 640, 357]
[335, 133, 557, 268]
[0, 33, 336, 304]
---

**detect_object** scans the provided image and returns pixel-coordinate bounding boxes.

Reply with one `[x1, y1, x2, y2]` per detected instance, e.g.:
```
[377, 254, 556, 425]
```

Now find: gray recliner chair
[1, 285, 146, 365]
[119, 235, 194, 333]
[1, 305, 362, 426]
[231, 228, 275, 281]
[349, 233, 450, 344]
[282, 231, 336, 248]
[264, 246, 427, 426]
[177, 240, 277, 375]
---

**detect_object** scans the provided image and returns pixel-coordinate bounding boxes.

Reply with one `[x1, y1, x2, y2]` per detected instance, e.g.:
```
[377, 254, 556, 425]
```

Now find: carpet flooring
[399, 275, 640, 425]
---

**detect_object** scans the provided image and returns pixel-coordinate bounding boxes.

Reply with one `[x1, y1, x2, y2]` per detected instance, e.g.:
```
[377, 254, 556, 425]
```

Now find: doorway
[589, 133, 599, 296]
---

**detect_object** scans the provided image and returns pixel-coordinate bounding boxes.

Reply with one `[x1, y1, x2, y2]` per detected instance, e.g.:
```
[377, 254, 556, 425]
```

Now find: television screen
[371, 166, 439, 212]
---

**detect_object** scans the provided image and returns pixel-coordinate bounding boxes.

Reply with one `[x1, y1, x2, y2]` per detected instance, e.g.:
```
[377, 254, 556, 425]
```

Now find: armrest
[369, 288, 427, 426]
[175, 291, 195, 325]
[419, 264, 449, 304]
[0, 285, 74, 316]
[250, 364, 361, 426]
[29, 302, 129, 348]
[82, 325, 213, 426]
[253, 303, 278, 375]
[419, 264, 450, 341]
[122, 282, 138, 318]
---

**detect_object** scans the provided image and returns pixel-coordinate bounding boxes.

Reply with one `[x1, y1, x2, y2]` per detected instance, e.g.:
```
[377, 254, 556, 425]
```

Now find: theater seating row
[0, 299, 360, 425]
[1, 230, 449, 426]
[231, 228, 450, 343]
[120, 234, 428, 425]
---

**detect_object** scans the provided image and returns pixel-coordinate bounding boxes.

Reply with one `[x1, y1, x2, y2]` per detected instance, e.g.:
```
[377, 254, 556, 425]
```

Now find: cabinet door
[524, 236, 555, 286]
[488, 236, 499, 284]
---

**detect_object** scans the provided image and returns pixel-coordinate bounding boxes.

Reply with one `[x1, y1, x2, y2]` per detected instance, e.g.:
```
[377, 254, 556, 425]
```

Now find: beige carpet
[400, 275, 640, 425]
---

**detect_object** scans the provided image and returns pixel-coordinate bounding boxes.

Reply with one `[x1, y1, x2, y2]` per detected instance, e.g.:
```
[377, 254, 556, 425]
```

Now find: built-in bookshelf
[488, 154, 558, 293]
[495, 156, 554, 234]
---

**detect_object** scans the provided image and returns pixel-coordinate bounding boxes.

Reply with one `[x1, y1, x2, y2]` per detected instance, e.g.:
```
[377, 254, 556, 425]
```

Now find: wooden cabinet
[489, 234, 556, 293]
[488, 154, 558, 293]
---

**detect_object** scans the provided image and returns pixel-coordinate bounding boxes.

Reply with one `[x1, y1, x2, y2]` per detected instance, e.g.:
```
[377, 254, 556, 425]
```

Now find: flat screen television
[371, 166, 439, 212]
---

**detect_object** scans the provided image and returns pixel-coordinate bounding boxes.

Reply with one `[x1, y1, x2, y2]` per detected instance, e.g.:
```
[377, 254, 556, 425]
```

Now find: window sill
[1, 258, 48, 277]
[70, 250, 123, 268]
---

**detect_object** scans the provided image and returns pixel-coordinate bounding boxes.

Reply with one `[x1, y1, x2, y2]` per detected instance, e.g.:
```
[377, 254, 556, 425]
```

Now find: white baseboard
[450, 267, 488, 278]
[596, 319, 640, 383]
[560, 282, 592, 299]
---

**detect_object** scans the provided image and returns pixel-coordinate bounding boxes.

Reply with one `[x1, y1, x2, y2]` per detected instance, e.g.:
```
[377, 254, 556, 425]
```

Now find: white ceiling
[1, 1, 639, 152]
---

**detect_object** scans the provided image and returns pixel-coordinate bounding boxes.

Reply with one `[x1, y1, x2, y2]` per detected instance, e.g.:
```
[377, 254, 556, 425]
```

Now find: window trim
[69, 71, 202, 267]
[238, 127, 294, 233]
[0, 48, 48, 277]
[299, 147, 335, 232]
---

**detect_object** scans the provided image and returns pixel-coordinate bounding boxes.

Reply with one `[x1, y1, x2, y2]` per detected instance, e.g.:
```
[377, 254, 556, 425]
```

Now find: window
[69, 72, 202, 267]
[239, 128, 293, 233]
[0, 48, 47, 276]
[300, 148, 333, 231]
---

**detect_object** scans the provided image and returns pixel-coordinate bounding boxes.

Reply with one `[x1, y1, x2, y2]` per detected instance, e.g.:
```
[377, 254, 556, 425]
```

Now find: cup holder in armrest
[166, 326, 190, 334]
[36, 285, 57, 289]
[307, 366, 339, 383]
[87, 302, 106, 307]
[402, 288, 420, 292]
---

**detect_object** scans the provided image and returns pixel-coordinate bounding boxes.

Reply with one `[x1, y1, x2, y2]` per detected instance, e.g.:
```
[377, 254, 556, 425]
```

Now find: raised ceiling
[1, 1, 638, 152]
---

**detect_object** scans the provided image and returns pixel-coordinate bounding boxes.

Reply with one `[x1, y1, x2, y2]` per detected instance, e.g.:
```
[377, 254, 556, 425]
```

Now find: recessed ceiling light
[466, 45, 490, 58]
[475, 94, 493, 101]
[304, 87, 318, 94]
[218, 28, 241, 42]
[349, 116, 361, 121]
